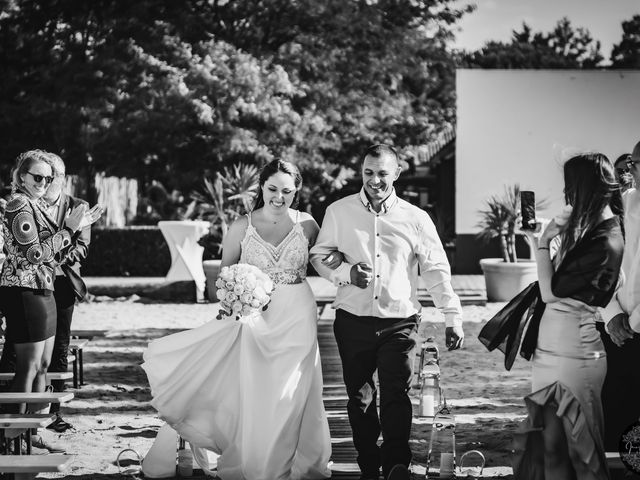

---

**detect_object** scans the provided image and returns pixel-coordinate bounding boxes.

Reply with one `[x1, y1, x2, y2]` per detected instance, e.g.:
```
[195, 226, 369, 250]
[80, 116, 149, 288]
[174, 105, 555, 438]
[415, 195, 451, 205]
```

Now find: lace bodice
[240, 213, 309, 285]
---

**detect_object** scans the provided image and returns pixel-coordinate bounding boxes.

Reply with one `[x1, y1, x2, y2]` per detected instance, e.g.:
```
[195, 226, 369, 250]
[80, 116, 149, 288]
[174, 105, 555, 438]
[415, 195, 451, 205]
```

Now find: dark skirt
[0, 286, 56, 343]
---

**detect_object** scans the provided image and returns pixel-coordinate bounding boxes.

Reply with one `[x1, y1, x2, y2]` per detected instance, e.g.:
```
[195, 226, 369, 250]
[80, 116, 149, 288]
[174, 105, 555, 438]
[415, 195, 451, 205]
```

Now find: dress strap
[247, 212, 252, 226]
[295, 210, 300, 224]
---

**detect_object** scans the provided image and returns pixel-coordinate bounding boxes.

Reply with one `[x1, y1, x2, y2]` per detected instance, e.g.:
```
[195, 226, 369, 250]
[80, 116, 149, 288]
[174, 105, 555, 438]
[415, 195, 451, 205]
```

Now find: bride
[142, 159, 335, 479]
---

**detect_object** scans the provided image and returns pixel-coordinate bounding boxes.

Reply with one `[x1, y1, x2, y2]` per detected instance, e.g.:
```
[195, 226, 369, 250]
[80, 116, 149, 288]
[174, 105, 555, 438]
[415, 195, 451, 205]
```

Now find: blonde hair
[11, 150, 55, 193]
[45, 152, 65, 177]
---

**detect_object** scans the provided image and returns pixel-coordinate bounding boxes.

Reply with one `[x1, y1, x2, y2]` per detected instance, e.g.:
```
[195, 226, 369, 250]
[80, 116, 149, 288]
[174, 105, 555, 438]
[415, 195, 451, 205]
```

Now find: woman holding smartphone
[520, 153, 624, 480]
[0, 150, 102, 451]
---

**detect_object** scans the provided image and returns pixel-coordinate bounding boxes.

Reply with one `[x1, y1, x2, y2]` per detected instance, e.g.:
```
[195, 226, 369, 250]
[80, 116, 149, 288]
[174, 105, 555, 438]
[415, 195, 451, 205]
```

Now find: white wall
[456, 69, 640, 234]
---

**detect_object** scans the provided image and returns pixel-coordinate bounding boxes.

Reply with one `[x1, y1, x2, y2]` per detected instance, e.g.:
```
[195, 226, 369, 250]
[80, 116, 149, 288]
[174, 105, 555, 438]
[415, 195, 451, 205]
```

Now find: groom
[311, 144, 464, 480]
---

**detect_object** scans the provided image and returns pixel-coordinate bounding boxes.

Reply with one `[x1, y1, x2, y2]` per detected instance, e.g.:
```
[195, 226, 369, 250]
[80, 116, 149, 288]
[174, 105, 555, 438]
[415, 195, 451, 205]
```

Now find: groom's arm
[309, 206, 353, 286]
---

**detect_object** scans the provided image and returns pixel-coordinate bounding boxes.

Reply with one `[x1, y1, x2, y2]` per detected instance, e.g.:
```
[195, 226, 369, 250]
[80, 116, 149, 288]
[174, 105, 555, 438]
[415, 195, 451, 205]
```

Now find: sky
[452, 0, 639, 59]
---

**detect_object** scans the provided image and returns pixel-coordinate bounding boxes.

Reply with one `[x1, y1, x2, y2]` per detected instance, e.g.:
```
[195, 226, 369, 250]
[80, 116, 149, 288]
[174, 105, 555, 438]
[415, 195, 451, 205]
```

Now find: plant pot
[202, 259, 222, 302]
[479, 258, 538, 302]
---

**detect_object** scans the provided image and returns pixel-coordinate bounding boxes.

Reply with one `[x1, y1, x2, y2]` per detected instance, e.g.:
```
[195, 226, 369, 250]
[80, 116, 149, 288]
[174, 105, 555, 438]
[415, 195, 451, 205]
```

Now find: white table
[158, 220, 210, 302]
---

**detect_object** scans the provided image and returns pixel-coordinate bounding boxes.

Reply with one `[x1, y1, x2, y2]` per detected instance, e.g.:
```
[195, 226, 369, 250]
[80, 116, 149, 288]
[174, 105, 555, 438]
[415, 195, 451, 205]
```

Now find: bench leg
[78, 348, 84, 386]
[72, 353, 78, 389]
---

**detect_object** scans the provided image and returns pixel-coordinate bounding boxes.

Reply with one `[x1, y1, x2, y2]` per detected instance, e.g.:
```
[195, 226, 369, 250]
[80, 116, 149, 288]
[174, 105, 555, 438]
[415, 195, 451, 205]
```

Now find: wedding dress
[142, 213, 332, 479]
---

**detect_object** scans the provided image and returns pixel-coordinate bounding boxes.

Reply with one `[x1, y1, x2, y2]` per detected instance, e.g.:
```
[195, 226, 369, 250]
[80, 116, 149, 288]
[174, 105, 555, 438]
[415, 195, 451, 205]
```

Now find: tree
[611, 15, 640, 68]
[0, 0, 474, 212]
[464, 17, 603, 69]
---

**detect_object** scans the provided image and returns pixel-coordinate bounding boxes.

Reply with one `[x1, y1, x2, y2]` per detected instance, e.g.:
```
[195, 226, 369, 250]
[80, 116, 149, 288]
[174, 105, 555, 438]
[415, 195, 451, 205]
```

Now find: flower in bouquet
[215, 264, 274, 319]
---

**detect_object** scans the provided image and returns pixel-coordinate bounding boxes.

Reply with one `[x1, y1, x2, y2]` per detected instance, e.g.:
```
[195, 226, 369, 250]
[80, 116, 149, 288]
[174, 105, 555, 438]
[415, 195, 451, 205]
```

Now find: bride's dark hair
[251, 159, 302, 211]
[556, 152, 623, 265]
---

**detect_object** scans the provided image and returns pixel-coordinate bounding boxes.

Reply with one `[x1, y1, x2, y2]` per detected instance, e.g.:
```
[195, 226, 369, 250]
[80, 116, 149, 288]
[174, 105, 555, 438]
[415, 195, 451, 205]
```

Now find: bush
[82, 227, 171, 276]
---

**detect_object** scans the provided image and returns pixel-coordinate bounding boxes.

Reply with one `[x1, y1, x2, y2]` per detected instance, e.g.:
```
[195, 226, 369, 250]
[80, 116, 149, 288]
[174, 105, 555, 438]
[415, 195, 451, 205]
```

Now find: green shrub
[82, 227, 171, 276]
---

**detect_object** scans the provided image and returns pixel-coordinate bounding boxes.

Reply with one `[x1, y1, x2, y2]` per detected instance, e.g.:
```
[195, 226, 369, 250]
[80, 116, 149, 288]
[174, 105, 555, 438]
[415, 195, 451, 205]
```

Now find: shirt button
[375, 296, 378, 300]
[376, 254, 380, 257]
[376, 233, 380, 236]
[376, 275, 380, 278]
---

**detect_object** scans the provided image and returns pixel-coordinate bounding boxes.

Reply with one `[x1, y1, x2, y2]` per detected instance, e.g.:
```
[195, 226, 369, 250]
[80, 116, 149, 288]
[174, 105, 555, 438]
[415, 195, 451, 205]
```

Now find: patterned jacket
[1, 191, 73, 291]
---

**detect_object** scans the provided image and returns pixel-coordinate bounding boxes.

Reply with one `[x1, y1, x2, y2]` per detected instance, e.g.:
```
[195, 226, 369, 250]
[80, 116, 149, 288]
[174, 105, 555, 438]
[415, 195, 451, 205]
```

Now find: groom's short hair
[363, 144, 398, 163]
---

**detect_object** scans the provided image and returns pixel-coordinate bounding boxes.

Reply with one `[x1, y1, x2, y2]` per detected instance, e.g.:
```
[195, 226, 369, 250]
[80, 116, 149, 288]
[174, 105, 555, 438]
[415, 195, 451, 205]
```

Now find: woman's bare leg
[30, 336, 55, 414]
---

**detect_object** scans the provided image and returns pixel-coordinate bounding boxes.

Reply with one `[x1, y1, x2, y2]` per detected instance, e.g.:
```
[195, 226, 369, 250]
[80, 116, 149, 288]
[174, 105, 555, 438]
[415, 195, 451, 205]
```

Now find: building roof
[402, 127, 455, 166]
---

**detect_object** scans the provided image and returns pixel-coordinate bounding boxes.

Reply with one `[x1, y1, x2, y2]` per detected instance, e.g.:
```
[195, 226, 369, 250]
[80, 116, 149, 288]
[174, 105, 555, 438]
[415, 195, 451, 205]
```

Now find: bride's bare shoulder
[226, 215, 250, 238]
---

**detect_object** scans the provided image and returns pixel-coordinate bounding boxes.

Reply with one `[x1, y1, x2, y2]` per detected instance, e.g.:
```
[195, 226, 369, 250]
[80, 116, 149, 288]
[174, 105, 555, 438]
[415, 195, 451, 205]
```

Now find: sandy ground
[28, 295, 527, 479]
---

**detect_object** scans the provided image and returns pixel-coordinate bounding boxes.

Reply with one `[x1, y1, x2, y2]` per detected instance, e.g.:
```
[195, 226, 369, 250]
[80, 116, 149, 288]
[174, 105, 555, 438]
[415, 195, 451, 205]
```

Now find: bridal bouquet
[215, 264, 274, 320]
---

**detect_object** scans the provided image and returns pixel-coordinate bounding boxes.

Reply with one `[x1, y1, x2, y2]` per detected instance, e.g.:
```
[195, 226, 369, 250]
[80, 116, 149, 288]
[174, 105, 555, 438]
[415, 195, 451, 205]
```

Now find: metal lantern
[425, 408, 457, 480]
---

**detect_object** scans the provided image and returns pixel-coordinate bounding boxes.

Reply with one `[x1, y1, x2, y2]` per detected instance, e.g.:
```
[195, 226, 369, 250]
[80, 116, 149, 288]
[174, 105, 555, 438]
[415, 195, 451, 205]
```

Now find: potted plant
[476, 184, 542, 302]
[191, 163, 260, 301]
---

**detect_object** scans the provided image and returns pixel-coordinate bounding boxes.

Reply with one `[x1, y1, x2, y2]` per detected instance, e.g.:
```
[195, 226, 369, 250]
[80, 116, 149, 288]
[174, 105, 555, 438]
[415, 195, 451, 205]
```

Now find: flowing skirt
[142, 281, 332, 480]
[529, 302, 609, 479]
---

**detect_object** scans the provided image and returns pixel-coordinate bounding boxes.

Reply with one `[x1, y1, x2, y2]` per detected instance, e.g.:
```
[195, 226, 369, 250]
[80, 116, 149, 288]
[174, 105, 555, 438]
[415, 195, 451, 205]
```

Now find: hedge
[82, 227, 171, 276]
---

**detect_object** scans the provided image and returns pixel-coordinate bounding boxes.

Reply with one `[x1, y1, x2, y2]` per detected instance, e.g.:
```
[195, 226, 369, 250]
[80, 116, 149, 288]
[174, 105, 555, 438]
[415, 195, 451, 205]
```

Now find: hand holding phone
[520, 191, 536, 230]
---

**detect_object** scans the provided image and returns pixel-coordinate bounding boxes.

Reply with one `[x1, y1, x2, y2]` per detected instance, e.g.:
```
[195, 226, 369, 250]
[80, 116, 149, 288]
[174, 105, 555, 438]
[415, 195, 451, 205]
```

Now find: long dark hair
[251, 159, 302, 211]
[556, 152, 623, 263]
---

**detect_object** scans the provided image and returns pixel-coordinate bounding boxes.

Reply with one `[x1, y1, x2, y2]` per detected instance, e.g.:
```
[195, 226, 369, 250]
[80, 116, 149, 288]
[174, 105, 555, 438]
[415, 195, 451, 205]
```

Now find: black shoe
[47, 414, 75, 433]
[386, 464, 409, 480]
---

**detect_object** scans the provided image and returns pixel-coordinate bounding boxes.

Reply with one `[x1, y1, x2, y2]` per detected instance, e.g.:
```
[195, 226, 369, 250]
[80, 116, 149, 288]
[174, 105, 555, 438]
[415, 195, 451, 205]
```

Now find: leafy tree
[611, 15, 640, 68]
[0, 0, 474, 214]
[465, 18, 603, 68]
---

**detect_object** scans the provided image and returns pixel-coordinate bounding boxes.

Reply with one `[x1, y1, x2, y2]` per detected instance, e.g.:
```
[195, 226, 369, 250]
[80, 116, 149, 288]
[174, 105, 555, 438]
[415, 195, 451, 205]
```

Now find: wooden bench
[0, 454, 73, 479]
[0, 414, 55, 455]
[70, 329, 105, 340]
[0, 372, 73, 382]
[0, 392, 74, 404]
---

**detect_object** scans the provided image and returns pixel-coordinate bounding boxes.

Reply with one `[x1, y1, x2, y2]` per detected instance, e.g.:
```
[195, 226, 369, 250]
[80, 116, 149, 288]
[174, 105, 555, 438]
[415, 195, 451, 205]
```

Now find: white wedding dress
[142, 213, 332, 479]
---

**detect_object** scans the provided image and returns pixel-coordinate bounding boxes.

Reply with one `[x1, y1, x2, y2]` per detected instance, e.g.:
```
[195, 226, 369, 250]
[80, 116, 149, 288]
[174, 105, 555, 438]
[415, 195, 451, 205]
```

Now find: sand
[31, 296, 524, 479]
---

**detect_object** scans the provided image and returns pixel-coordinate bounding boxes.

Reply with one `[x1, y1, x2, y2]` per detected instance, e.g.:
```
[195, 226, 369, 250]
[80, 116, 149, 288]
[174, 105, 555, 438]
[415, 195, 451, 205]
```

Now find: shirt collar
[48, 195, 61, 209]
[358, 188, 398, 214]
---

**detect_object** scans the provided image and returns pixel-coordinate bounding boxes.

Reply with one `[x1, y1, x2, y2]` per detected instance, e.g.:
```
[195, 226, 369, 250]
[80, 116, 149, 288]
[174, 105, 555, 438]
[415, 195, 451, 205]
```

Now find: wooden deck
[318, 316, 362, 479]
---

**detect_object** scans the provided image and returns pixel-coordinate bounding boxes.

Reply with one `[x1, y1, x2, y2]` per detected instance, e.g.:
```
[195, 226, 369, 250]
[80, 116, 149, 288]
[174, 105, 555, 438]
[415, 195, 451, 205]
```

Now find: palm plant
[476, 184, 522, 263]
[192, 163, 260, 258]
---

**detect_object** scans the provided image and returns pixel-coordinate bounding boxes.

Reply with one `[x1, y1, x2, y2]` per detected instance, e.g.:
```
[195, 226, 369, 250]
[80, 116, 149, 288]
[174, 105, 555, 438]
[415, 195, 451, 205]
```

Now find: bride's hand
[321, 251, 344, 270]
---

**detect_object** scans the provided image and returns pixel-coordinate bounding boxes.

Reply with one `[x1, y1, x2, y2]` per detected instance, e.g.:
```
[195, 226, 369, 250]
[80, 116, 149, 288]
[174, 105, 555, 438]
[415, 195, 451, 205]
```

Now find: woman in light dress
[519, 153, 624, 480]
[143, 159, 336, 479]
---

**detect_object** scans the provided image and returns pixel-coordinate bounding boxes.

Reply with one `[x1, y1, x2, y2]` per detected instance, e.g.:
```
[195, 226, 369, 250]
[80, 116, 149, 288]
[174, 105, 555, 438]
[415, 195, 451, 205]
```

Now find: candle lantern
[425, 409, 457, 479]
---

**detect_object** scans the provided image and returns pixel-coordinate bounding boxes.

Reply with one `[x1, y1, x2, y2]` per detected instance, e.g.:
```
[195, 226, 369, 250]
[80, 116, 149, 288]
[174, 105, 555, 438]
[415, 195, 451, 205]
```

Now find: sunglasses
[26, 172, 54, 185]
[626, 160, 640, 169]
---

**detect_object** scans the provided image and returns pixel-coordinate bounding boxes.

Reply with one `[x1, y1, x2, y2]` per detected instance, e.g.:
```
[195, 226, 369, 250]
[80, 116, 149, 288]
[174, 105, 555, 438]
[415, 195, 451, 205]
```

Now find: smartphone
[520, 191, 536, 230]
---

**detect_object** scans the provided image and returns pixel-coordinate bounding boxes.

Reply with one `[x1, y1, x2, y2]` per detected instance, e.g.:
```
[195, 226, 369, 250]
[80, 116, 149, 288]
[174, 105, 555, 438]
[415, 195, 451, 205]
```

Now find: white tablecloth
[158, 220, 210, 301]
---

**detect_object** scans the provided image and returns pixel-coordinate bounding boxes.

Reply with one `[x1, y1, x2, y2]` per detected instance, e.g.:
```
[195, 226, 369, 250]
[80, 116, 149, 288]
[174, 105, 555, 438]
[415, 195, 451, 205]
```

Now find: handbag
[60, 264, 88, 301]
[478, 281, 545, 370]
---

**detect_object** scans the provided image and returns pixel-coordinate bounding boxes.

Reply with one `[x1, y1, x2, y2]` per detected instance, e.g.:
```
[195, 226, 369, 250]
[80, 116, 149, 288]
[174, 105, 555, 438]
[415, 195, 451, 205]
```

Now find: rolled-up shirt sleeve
[415, 217, 463, 327]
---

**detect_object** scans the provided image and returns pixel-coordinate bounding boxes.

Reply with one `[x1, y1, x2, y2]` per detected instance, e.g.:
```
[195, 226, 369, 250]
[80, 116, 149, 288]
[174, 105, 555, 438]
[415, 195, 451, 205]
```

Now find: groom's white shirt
[601, 188, 640, 332]
[310, 189, 463, 327]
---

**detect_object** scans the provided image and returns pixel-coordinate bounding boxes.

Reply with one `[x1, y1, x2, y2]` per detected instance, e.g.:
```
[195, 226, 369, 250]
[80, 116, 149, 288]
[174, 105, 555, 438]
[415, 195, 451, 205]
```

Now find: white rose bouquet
[215, 264, 274, 320]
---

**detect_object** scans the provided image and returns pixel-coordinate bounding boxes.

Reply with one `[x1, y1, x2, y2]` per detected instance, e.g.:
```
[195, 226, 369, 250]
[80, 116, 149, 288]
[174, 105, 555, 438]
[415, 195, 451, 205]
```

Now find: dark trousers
[333, 309, 419, 478]
[596, 322, 640, 451]
[0, 276, 75, 410]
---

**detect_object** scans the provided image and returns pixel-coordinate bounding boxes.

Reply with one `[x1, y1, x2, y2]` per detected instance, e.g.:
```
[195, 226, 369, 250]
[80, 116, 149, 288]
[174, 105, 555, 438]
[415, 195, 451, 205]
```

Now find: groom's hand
[608, 313, 634, 347]
[350, 263, 373, 288]
[445, 325, 464, 350]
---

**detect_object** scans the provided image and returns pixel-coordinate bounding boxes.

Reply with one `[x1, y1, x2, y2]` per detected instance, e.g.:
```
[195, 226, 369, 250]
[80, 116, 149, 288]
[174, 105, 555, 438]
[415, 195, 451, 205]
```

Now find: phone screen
[520, 191, 536, 230]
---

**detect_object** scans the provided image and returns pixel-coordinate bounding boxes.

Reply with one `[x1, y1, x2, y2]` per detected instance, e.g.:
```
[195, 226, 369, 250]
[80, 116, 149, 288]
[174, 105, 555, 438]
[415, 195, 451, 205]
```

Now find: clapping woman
[0, 150, 102, 451]
[519, 153, 624, 479]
